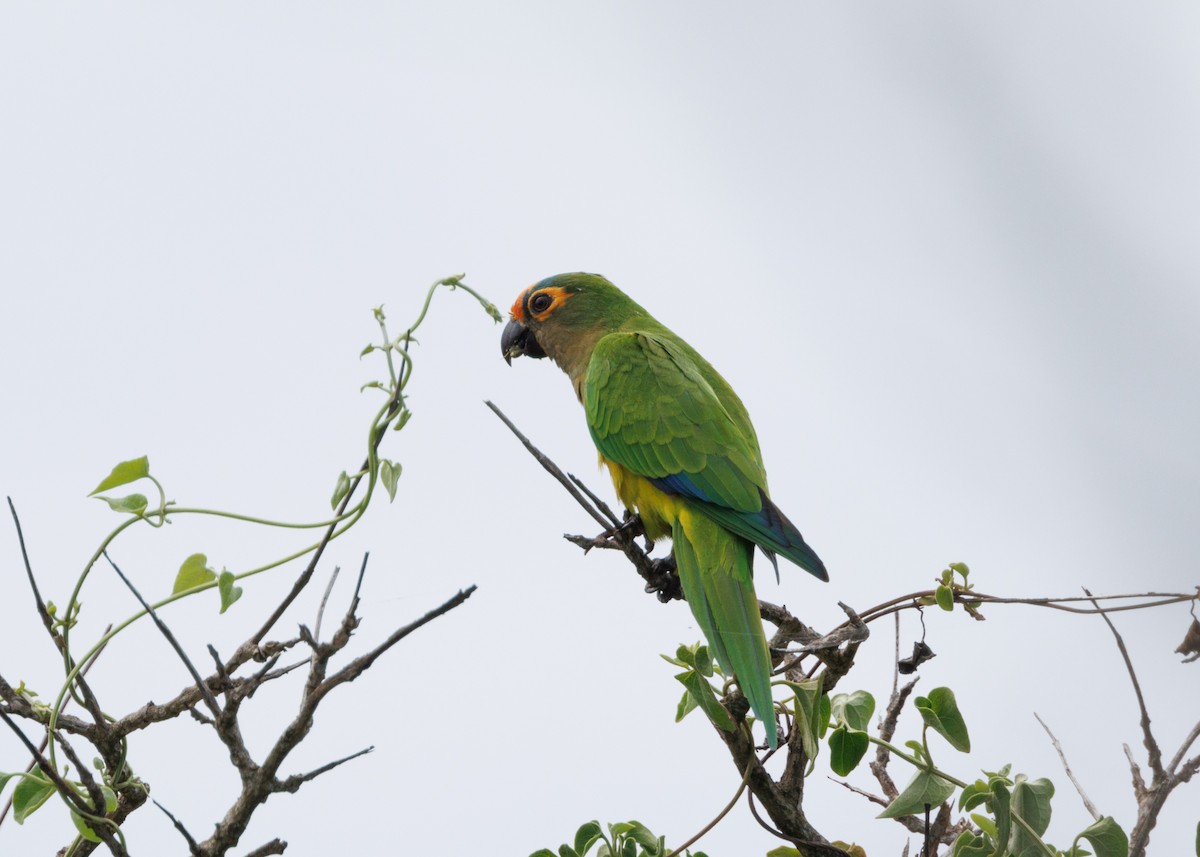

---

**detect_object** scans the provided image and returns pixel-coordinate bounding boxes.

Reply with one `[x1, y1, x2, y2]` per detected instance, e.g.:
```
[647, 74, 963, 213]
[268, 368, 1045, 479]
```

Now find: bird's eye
[530, 293, 553, 313]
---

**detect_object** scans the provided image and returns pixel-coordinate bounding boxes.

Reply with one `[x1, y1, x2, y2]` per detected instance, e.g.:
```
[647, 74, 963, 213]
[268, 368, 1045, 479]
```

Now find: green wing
[584, 331, 827, 579]
[584, 331, 766, 513]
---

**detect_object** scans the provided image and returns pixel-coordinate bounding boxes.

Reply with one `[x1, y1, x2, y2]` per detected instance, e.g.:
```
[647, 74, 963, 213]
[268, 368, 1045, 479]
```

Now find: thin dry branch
[107, 553, 223, 720]
[193, 578, 476, 856]
[1083, 588, 1165, 785]
[153, 799, 201, 856]
[1034, 712, 1100, 821]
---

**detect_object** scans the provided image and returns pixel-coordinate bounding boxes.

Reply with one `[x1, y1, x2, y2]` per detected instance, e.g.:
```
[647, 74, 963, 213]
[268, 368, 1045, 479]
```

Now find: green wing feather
[584, 331, 766, 511]
[584, 331, 827, 579]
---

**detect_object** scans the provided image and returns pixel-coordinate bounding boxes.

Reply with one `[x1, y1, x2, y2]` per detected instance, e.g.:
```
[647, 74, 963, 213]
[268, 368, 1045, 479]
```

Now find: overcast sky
[2, 4, 1198, 855]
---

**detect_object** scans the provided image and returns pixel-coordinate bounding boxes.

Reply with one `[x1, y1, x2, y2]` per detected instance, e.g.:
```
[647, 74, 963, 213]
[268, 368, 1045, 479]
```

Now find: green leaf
[623, 821, 657, 850]
[985, 763, 1013, 781]
[13, 773, 55, 824]
[818, 692, 832, 738]
[1010, 775, 1054, 856]
[1074, 815, 1127, 857]
[935, 584, 954, 611]
[828, 725, 870, 776]
[0, 771, 19, 795]
[675, 670, 736, 732]
[915, 687, 971, 752]
[71, 809, 103, 843]
[574, 821, 603, 856]
[89, 456, 150, 495]
[991, 779, 1012, 853]
[830, 844, 867, 857]
[674, 644, 696, 669]
[782, 677, 823, 762]
[830, 690, 875, 732]
[958, 779, 991, 812]
[970, 813, 997, 839]
[529, 851, 557, 857]
[675, 688, 698, 722]
[172, 553, 216, 594]
[951, 830, 991, 857]
[878, 769, 956, 818]
[558, 846, 580, 857]
[621, 839, 637, 857]
[905, 739, 929, 764]
[380, 460, 402, 502]
[949, 562, 970, 578]
[393, 408, 412, 431]
[360, 343, 375, 357]
[766, 849, 802, 857]
[217, 570, 243, 614]
[96, 493, 148, 516]
[693, 644, 713, 678]
[331, 470, 351, 509]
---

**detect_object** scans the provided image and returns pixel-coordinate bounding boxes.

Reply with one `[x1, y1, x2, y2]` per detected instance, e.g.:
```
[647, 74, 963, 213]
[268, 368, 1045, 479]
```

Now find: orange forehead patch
[509, 286, 533, 322]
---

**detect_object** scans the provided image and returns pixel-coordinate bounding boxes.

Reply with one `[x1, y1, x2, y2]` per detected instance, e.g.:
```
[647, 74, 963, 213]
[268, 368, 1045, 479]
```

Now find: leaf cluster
[531, 819, 707, 857]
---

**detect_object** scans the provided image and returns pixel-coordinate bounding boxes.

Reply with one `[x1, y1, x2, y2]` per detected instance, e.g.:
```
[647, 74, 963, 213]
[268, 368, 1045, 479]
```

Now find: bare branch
[319, 586, 477, 696]
[567, 472, 622, 529]
[107, 552, 223, 720]
[8, 496, 57, 639]
[1084, 588, 1165, 783]
[870, 678, 919, 803]
[313, 565, 342, 644]
[486, 400, 613, 532]
[1034, 712, 1100, 820]
[0, 709, 96, 817]
[275, 747, 374, 794]
[153, 799, 201, 856]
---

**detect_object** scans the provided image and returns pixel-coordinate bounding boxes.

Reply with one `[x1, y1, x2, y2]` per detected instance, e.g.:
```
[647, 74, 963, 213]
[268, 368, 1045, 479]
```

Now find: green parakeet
[501, 272, 826, 747]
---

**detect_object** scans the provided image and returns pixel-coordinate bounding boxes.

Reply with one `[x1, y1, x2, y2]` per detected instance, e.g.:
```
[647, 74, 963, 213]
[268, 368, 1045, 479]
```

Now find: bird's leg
[644, 552, 681, 603]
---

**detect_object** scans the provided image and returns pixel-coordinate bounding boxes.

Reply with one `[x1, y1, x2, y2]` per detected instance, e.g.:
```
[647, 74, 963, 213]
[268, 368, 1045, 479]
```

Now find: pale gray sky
[2, 4, 1198, 855]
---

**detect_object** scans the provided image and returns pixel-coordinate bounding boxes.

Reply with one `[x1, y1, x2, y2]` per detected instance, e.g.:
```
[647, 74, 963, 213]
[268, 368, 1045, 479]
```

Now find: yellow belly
[599, 454, 683, 541]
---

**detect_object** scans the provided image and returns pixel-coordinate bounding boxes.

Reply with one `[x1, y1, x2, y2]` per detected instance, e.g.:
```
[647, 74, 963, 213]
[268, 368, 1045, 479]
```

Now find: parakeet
[501, 272, 826, 747]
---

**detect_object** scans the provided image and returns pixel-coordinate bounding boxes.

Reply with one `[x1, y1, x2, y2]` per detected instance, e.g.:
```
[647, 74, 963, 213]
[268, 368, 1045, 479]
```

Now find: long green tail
[673, 513, 777, 748]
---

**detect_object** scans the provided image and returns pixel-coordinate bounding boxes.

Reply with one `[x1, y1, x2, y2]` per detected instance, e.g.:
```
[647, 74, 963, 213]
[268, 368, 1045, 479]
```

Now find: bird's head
[501, 272, 639, 371]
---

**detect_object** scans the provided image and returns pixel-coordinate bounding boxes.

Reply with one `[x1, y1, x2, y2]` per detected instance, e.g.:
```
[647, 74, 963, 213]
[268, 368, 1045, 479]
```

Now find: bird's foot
[643, 554, 681, 603]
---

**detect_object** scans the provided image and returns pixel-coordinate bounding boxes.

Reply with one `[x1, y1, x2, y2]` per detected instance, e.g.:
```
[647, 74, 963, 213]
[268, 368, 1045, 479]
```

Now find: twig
[153, 799, 201, 855]
[1034, 712, 1100, 820]
[0, 709, 96, 817]
[870, 678, 919, 803]
[318, 586, 477, 695]
[275, 747, 374, 794]
[106, 553, 222, 720]
[485, 401, 612, 532]
[1084, 588, 1165, 784]
[8, 496, 56, 637]
[567, 473, 622, 528]
[240, 840, 287, 857]
[313, 565, 342, 644]
[830, 778, 889, 808]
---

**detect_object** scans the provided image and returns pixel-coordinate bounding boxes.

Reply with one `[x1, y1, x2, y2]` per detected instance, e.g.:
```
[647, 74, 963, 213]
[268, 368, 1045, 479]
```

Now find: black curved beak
[501, 318, 547, 364]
